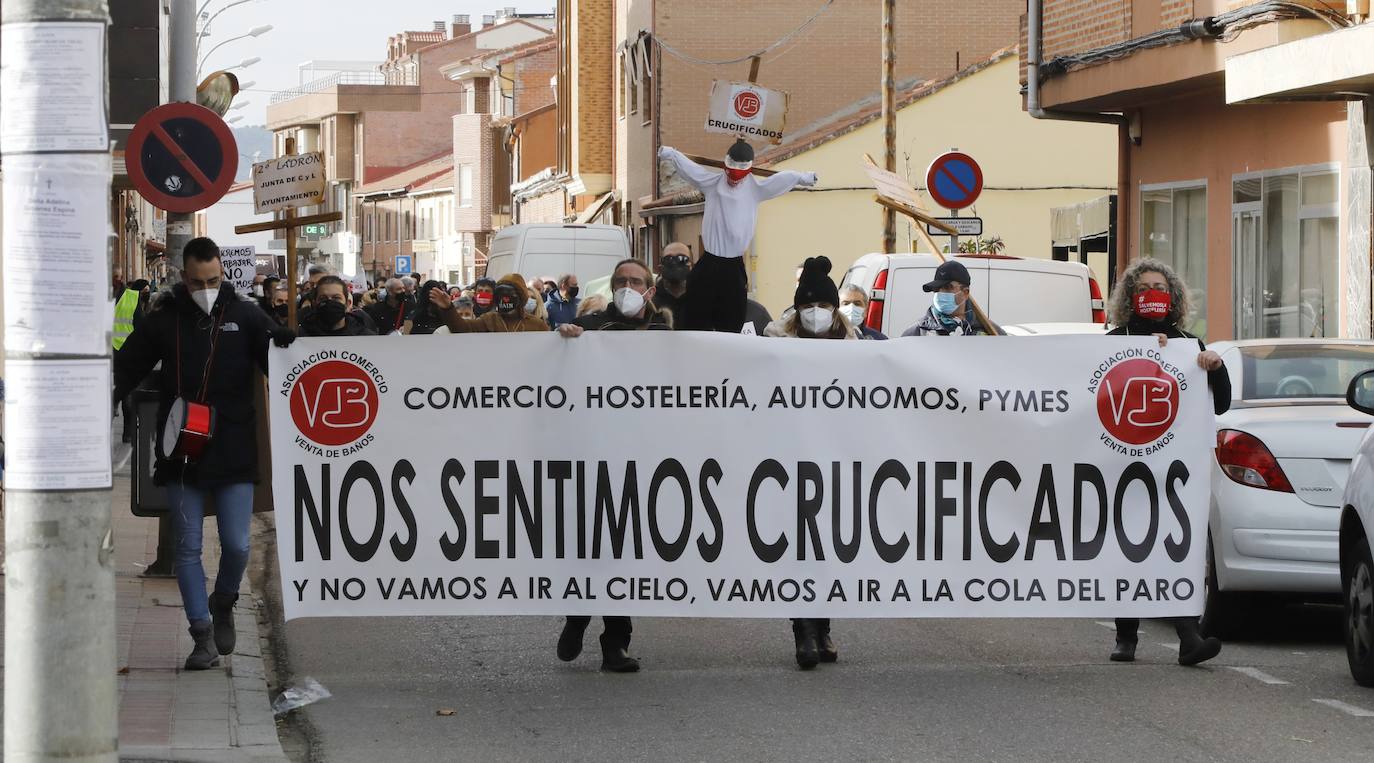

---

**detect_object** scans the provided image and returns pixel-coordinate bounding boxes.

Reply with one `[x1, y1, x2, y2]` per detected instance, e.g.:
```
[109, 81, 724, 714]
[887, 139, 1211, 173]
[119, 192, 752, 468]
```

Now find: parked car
[484, 224, 630, 286]
[1206, 340, 1374, 640]
[1340, 367, 1374, 685]
[840, 253, 1106, 336]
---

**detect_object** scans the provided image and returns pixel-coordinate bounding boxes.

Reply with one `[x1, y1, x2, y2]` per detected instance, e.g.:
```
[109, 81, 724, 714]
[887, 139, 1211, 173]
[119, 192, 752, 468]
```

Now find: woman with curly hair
[1106, 257, 1230, 667]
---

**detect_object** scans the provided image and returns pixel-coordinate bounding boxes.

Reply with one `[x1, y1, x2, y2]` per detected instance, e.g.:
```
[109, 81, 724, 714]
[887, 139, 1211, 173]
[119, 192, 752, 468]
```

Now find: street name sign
[705, 80, 789, 144]
[126, 102, 238, 213]
[252, 152, 325, 214]
[926, 217, 983, 236]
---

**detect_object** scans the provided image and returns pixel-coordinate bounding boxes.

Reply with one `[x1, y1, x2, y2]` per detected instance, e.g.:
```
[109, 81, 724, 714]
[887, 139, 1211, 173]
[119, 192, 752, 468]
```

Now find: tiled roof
[357, 151, 453, 195]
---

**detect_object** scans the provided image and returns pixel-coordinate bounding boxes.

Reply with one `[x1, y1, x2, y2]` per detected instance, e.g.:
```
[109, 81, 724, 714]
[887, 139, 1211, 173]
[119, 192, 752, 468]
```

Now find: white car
[1206, 339, 1374, 640]
[1340, 367, 1374, 685]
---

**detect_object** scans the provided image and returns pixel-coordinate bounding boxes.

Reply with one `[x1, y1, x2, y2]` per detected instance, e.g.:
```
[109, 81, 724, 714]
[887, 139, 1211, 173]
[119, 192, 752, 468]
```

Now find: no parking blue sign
[925, 151, 983, 211]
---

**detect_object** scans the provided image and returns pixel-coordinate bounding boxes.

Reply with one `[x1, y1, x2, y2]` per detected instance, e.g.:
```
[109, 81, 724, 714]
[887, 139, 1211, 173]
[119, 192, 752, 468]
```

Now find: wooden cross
[233, 137, 342, 329]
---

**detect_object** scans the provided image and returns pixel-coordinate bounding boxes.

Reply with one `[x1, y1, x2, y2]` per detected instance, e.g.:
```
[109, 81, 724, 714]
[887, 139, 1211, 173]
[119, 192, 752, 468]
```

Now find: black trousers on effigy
[684, 251, 748, 332]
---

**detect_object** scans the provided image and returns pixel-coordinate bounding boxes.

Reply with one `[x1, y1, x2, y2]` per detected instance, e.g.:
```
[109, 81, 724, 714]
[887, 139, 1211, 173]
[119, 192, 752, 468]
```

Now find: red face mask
[726, 167, 751, 185]
[1134, 289, 1172, 321]
[474, 292, 493, 308]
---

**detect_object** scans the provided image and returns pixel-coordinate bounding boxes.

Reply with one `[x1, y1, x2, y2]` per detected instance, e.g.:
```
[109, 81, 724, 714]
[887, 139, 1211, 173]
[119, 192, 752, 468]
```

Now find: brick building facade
[1028, 0, 1373, 339]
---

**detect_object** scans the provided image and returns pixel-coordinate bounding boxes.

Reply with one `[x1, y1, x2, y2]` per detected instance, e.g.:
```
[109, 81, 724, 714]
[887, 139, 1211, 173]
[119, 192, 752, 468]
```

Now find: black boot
[792, 619, 819, 670]
[185, 620, 219, 670]
[208, 592, 238, 656]
[557, 617, 589, 662]
[816, 619, 838, 663]
[1176, 619, 1221, 666]
[599, 633, 640, 673]
[1110, 639, 1137, 662]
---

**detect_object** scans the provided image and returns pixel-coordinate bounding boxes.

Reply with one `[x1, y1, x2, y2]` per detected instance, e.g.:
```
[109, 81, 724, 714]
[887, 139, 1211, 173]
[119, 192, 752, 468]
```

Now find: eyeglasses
[663, 255, 690, 266]
[612, 275, 648, 289]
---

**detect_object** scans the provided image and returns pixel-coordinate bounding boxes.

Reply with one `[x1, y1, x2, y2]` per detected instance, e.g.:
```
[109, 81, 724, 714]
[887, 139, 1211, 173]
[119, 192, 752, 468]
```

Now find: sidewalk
[1, 453, 290, 762]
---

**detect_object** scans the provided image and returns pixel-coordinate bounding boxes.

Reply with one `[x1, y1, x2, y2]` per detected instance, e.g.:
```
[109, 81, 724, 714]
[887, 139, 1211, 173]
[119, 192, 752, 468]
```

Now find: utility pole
[881, 0, 897, 254]
[144, 0, 199, 576]
[2, 1, 117, 761]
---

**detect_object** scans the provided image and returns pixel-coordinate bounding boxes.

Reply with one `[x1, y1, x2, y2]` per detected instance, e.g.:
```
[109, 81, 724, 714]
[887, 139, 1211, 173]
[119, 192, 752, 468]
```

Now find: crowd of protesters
[112, 137, 1227, 677]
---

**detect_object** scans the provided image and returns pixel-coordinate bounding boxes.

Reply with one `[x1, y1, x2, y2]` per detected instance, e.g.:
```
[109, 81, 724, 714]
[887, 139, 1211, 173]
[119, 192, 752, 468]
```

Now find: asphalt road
[269, 593, 1374, 762]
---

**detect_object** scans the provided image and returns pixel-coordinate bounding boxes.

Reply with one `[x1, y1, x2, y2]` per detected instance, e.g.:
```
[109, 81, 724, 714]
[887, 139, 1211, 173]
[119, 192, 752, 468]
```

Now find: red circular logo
[289, 360, 379, 446]
[733, 90, 761, 119]
[1095, 358, 1180, 445]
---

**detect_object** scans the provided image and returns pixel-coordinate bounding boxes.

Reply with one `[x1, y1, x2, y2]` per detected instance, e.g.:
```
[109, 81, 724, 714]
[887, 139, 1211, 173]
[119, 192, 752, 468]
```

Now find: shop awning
[574, 190, 618, 224]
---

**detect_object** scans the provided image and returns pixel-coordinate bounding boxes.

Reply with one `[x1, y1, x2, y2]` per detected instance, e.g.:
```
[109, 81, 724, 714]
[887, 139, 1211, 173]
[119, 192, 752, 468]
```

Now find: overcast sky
[199, 0, 551, 127]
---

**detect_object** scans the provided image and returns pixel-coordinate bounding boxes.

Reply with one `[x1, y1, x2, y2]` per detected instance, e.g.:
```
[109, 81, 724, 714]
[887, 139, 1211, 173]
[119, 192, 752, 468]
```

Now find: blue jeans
[166, 482, 254, 624]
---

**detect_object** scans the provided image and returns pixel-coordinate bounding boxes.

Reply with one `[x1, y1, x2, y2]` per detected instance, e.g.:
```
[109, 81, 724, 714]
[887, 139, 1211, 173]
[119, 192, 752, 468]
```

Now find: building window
[1140, 181, 1207, 336]
[1233, 166, 1339, 339]
[640, 52, 653, 124]
[627, 52, 638, 115]
[366, 211, 373, 243]
[402, 210, 411, 241]
[459, 165, 474, 208]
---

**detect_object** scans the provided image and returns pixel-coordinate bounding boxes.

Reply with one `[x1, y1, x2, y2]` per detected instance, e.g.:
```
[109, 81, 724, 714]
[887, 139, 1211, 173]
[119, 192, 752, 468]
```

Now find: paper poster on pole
[705, 80, 789, 144]
[220, 246, 257, 294]
[4, 359, 113, 490]
[2, 155, 114, 355]
[252, 152, 326, 214]
[269, 334, 1212, 621]
[0, 22, 109, 154]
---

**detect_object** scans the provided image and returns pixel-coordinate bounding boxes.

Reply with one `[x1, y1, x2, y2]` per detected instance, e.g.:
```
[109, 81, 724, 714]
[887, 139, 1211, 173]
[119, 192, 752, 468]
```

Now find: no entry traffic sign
[925, 151, 983, 211]
[127, 102, 238, 214]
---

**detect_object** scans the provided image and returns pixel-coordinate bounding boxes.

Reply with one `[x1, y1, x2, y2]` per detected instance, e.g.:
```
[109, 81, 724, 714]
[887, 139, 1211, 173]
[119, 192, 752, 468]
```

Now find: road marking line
[1312, 699, 1374, 717]
[1228, 666, 1289, 685]
[1156, 642, 1179, 652]
[1094, 621, 1117, 629]
[112, 446, 132, 474]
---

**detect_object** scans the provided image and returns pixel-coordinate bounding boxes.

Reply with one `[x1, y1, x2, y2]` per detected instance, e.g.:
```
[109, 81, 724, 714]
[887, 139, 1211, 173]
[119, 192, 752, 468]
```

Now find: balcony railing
[269, 69, 416, 105]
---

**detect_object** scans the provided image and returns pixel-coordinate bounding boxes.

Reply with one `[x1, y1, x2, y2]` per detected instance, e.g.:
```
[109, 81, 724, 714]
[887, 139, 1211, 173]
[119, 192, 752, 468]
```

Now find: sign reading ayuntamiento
[270, 334, 1212, 621]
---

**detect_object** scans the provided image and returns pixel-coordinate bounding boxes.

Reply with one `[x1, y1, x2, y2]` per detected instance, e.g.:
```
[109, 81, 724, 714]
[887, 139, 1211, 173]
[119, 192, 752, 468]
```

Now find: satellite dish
[196, 71, 240, 117]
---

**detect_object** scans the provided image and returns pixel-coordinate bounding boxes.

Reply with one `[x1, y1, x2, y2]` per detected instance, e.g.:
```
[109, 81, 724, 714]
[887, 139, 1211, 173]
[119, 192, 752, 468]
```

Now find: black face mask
[273, 303, 289, 318]
[495, 285, 520, 314]
[566, 285, 580, 299]
[316, 300, 346, 325]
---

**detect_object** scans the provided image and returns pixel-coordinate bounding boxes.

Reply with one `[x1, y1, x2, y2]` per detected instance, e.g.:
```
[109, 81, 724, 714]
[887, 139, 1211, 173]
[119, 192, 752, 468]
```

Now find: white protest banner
[220, 246, 256, 294]
[705, 80, 789, 144]
[270, 334, 1212, 621]
[252, 152, 325, 214]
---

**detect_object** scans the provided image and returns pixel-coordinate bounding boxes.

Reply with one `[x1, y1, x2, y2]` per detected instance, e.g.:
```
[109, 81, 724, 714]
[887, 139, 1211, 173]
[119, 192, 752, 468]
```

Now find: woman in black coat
[1105, 257, 1228, 667]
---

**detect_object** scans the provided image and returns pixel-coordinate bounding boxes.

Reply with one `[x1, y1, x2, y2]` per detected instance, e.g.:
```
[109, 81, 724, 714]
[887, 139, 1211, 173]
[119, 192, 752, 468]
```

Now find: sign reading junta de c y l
[253, 152, 325, 215]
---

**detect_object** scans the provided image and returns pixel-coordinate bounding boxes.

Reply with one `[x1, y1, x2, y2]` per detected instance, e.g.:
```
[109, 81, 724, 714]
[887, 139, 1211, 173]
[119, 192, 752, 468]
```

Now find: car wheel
[1200, 537, 1244, 640]
[1345, 538, 1374, 687]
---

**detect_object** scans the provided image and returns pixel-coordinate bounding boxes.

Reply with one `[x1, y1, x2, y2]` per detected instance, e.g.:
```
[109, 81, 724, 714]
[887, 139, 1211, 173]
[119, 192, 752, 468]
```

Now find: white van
[840, 253, 1106, 336]
[484, 224, 630, 285]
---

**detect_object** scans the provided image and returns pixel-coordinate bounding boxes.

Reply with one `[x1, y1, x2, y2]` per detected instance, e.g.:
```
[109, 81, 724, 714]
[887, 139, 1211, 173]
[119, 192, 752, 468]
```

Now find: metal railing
[269, 69, 415, 104]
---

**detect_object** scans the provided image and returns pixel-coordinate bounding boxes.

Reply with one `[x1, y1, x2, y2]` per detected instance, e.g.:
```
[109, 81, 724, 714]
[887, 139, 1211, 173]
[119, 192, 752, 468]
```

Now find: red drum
[161, 397, 215, 462]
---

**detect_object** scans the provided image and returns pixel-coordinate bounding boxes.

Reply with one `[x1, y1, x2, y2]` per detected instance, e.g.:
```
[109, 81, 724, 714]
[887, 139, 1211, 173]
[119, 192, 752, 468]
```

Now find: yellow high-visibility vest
[113, 289, 140, 350]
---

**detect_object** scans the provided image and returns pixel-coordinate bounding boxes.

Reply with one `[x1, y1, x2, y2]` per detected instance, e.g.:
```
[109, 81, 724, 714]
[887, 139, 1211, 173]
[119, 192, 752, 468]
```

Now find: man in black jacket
[114, 237, 289, 671]
[1104, 257, 1227, 667]
[299, 276, 377, 337]
[551, 259, 671, 673]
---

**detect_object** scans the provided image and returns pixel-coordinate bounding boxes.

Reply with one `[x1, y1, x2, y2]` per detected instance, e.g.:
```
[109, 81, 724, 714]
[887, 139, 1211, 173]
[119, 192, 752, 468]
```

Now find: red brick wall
[513, 46, 558, 114]
[519, 187, 569, 224]
[453, 113, 494, 235]
[1040, 0, 1132, 61]
[1161, 0, 1194, 26]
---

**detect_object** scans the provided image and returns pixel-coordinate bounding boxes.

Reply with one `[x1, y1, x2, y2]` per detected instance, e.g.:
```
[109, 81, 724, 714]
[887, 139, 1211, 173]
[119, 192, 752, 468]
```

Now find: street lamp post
[197, 24, 271, 77]
[194, 0, 257, 54]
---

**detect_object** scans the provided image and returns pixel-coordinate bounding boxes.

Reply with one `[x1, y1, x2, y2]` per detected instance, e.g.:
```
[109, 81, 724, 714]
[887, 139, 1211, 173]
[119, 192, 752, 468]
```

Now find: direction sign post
[233, 137, 340, 329]
[925, 151, 984, 257]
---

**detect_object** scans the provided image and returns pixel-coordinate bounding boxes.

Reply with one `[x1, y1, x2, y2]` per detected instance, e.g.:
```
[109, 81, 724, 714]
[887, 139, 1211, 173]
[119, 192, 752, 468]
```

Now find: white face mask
[525, 297, 537, 314]
[800, 306, 834, 335]
[192, 287, 218, 315]
[252, 284, 264, 298]
[614, 287, 645, 317]
[839, 304, 865, 327]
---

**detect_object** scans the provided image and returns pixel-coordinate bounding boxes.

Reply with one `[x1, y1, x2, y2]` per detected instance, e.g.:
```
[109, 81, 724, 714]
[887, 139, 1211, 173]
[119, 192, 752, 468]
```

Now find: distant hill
[232, 125, 273, 181]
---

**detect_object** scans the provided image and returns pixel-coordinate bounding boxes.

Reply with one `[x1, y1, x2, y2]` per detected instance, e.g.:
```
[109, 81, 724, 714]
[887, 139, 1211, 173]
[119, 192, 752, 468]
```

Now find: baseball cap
[922, 260, 972, 292]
